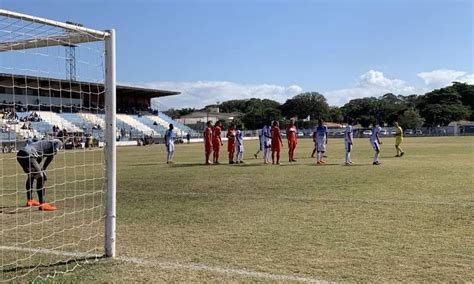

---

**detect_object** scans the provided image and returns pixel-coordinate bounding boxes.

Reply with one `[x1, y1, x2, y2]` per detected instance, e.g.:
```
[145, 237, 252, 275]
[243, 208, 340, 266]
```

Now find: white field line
[148, 190, 473, 207]
[0, 245, 326, 283]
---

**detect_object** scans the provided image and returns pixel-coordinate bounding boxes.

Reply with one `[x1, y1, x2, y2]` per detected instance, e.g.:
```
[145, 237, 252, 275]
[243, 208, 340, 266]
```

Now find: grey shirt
[21, 139, 62, 158]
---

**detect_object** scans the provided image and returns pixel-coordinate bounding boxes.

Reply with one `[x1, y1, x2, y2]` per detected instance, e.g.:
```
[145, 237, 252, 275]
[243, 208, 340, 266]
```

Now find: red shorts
[205, 143, 212, 153]
[288, 140, 296, 149]
[271, 143, 280, 152]
[212, 140, 221, 152]
[228, 142, 235, 152]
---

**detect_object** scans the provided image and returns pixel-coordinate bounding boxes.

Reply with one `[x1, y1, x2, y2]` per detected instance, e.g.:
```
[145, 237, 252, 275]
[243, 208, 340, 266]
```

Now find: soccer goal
[0, 9, 116, 281]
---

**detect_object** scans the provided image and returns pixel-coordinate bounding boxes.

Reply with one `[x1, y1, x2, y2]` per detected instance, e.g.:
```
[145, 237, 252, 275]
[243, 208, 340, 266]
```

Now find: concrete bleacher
[116, 114, 157, 137]
[3, 111, 194, 141]
[17, 112, 53, 136]
[77, 113, 105, 129]
[0, 131, 16, 141]
[58, 113, 103, 139]
[132, 115, 167, 136]
[157, 112, 195, 135]
[36, 111, 82, 133]
[145, 113, 194, 136]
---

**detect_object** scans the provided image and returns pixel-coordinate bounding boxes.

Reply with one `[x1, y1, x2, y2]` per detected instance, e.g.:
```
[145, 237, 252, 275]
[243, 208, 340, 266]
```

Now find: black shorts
[17, 150, 42, 175]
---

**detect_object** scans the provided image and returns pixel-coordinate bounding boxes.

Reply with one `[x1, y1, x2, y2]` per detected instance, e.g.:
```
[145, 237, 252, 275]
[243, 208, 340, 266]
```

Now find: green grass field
[2, 136, 473, 282]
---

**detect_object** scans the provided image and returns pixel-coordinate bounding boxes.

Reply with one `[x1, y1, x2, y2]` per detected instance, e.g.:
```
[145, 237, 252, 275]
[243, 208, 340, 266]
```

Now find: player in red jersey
[286, 119, 298, 162]
[271, 121, 283, 165]
[212, 121, 223, 164]
[203, 121, 213, 165]
[226, 123, 237, 164]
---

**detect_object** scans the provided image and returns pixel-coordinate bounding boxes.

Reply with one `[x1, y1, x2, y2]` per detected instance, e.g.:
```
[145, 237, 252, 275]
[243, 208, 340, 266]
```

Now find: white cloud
[324, 70, 419, 106]
[128, 69, 472, 110]
[138, 81, 303, 109]
[417, 69, 474, 87]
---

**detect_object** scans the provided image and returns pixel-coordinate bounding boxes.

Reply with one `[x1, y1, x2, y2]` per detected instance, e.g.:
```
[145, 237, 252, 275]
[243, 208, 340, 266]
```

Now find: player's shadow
[0, 206, 31, 215]
[171, 163, 210, 168]
[302, 163, 340, 167]
[228, 163, 263, 167]
[129, 163, 159, 167]
[0, 255, 106, 274]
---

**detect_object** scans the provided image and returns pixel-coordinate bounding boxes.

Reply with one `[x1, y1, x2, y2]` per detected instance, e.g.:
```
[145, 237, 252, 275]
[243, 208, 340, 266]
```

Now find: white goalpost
[0, 9, 116, 281]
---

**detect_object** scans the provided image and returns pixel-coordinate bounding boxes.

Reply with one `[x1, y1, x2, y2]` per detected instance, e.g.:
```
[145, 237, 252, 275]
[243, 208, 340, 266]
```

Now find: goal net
[0, 9, 116, 281]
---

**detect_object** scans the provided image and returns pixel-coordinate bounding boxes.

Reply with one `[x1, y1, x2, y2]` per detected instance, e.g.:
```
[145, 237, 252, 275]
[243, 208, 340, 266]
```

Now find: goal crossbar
[0, 33, 104, 52]
[0, 9, 109, 38]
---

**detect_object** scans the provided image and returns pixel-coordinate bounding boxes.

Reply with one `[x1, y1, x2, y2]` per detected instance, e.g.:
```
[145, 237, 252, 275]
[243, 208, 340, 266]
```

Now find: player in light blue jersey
[344, 119, 354, 165]
[370, 122, 383, 165]
[165, 124, 175, 164]
[235, 127, 245, 164]
[313, 119, 328, 165]
[263, 123, 272, 164]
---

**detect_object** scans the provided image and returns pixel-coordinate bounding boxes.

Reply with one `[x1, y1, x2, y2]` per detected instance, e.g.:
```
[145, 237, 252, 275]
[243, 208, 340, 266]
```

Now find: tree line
[165, 82, 473, 130]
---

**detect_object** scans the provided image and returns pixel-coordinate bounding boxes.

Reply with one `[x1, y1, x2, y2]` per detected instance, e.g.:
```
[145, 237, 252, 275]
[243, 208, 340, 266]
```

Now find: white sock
[316, 152, 320, 162]
[373, 152, 378, 163]
[345, 152, 349, 163]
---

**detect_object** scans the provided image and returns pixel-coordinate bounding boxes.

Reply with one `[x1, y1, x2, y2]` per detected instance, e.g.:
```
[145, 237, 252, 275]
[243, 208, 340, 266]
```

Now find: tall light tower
[64, 21, 83, 81]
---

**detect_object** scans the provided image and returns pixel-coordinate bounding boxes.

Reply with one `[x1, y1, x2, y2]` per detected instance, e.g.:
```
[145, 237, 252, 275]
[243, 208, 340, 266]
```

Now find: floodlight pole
[105, 29, 117, 258]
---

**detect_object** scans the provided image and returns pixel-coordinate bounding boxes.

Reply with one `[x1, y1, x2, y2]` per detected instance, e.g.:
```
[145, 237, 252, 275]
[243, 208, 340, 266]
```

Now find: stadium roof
[0, 73, 180, 99]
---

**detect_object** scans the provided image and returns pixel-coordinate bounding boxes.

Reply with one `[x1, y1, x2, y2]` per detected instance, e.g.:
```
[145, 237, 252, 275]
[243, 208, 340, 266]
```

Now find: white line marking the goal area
[0, 246, 326, 283]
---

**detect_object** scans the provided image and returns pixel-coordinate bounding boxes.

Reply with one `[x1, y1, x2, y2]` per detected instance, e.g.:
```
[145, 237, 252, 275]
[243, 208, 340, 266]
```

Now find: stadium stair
[58, 113, 104, 139]
[146, 113, 196, 136]
[36, 111, 82, 133]
[132, 115, 167, 136]
[116, 114, 157, 137]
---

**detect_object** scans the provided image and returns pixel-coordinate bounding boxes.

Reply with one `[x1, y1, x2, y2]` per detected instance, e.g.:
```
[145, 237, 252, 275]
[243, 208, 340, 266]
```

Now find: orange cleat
[316, 161, 322, 165]
[320, 160, 326, 164]
[39, 203, 57, 211]
[26, 199, 40, 207]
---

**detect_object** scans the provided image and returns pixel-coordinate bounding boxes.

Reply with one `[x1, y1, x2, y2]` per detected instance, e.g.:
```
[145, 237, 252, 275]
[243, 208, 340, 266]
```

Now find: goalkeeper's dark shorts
[17, 150, 42, 177]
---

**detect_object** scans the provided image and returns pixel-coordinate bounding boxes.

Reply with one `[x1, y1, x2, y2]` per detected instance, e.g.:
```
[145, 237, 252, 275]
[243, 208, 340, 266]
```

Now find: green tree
[328, 106, 344, 123]
[417, 88, 470, 126]
[341, 97, 380, 127]
[378, 93, 408, 125]
[280, 92, 329, 120]
[398, 109, 425, 130]
[164, 108, 180, 119]
[448, 82, 474, 120]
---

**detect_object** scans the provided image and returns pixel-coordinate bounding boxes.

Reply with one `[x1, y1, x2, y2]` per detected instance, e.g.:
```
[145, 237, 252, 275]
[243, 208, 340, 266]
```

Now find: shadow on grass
[0, 206, 31, 215]
[170, 163, 211, 168]
[171, 162, 267, 168]
[129, 163, 159, 167]
[0, 255, 106, 274]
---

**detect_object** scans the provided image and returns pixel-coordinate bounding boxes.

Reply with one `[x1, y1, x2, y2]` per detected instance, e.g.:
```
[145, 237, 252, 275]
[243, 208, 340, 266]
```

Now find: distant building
[178, 111, 241, 126]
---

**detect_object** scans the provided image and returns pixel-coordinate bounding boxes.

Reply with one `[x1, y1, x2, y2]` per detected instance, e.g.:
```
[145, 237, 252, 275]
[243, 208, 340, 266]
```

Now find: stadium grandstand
[0, 73, 197, 149]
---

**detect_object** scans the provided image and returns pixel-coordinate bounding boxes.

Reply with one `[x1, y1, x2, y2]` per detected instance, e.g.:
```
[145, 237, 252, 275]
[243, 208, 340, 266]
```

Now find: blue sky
[1, 0, 473, 108]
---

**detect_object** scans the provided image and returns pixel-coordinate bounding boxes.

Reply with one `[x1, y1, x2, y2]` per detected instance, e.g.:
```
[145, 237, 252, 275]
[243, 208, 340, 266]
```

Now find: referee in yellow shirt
[394, 122, 404, 157]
